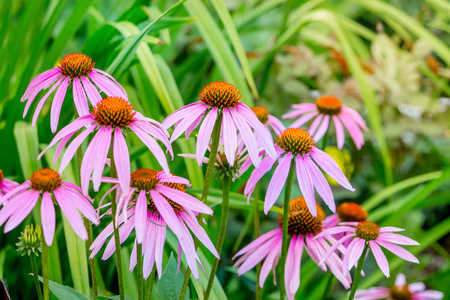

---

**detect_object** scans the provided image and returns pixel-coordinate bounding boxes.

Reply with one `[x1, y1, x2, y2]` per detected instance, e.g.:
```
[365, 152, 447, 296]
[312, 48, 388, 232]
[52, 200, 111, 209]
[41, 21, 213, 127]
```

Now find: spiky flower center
[316, 96, 342, 115]
[131, 169, 183, 214]
[275, 128, 315, 155]
[356, 221, 380, 241]
[30, 169, 62, 192]
[278, 197, 325, 235]
[0, 170, 3, 183]
[199, 81, 242, 108]
[251, 106, 269, 124]
[59, 53, 95, 78]
[93, 97, 135, 127]
[337, 202, 368, 222]
[390, 285, 412, 300]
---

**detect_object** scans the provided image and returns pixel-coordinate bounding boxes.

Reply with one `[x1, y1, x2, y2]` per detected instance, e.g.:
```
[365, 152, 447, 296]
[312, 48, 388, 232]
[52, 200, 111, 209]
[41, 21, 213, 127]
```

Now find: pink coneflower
[354, 273, 443, 300]
[22, 53, 127, 132]
[283, 96, 368, 149]
[244, 128, 355, 216]
[39, 96, 172, 195]
[90, 169, 219, 279]
[179, 139, 254, 181]
[317, 221, 419, 278]
[234, 197, 351, 300]
[0, 170, 19, 196]
[0, 169, 99, 245]
[162, 82, 277, 167]
[250, 106, 285, 136]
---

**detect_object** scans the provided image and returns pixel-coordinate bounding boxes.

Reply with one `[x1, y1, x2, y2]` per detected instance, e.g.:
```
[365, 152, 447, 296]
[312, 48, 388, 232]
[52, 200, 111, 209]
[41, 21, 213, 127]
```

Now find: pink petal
[89, 72, 127, 99]
[237, 233, 280, 275]
[289, 111, 318, 128]
[376, 240, 419, 264]
[59, 124, 96, 173]
[149, 190, 183, 237]
[234, 228, 282, 259]
[135, 190, 147, 244]
[295, 155, 316, 216]
[170, 104, 208, 143]
[339, 115, 364, 150]
[395, 273, 407, 286]
[53, 189, 88, 240]
[347, 239, 366, 272]
[258, 234, 282, 287]
[72, 77, 90, 116]
[50, 77, 70, 133]
[181, 212, 219, 258]
[60, 186, 99, 225]
[32, 78, 62, 126]
[333, 116, 345, 149]
[41, 192, 56, 246]
[92, 126, 112, 191]
[195, 108, 218, 165]
[377, 233, 419, 246]
[303, 154, 335, 212]
[23, 72, 62, 117]
[315, 226, 355, 239]
[93, 69, 128, 97]
[113, 128, 130, 195]
[264, 152, 292, 214]
[318, 234, 355, 266]
[163, 102, 204, 128]
[231, 108, 261, 167]
[313, 115, 330, 141]
[244, 152, 278, 202]
[22, 69, 60, 101]
[369, 241, 389, 277]
[155, 185, 212, 215]
[414, 290, 444, 299]
[379, 226, 405, 233]
[308, 114, 324, 135]
[81, 77, 102, 106]
[222, 109, 237, 166]
[309, 147, 355, 191]
[4, 190, 40, 232]
[341, 107, 369, 131]
[154, 218, 166, 277]
[267, 115, 285, 135]
[286, 235, 303, 296]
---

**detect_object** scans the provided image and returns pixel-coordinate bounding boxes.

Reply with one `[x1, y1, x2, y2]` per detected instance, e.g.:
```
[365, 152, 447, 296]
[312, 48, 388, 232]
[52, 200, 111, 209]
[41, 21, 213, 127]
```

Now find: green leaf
[37, 276, 88, 300]
[13, 121, 42, 178]
[106, 0, 188, 77]
[157, 253, 189, 300]
[211, 0, 259, 98]
[97, 296, 132, 300]
[184, 0, 253, 105]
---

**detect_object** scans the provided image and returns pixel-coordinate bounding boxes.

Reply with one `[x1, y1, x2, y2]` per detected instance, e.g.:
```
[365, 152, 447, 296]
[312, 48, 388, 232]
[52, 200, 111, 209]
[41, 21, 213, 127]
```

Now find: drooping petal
[267, 115, 286, 135]
[181, 212, 219, 258]
[264, 152, 292, 214]
[295, 154, 316, 216]
[376, 240, 419, 264]
[244, 152, 279, 201]
[290, 111, 318, 128]
[93, 69, 128, 97]
[234, 228, 282, 259]
[149, 190, 183, 237]
[23, 72, 62, 117]
[308, 114, 324, 136]
[231, 108, 261, 167]
[92, 126, 112, 192]
[32, 78, 62, 126]
[53, 189, 88, 240]
[258, 234, 282, 287]
[170, 104, 209, 143]
[309, 147, 355, 191]
[369, 241, 389, 278]
[346, 238, 366, 272]
[318, 234, 355, 266]
[313, 115, 330, 141]
[222, 108, 237, 166]
[50, 77, 70, 133]
[22, 69, 61, 101]
[113, 128, 130, 195]
[395, 273, 407, 286]
[72, 77, 90, 116]
[377, 233, 419, 246]
[303, 154, 335, 212]
[89, 72, 127, 99]
[333, 116, 345, 149]
[237, 233, 280, 276]
[60, 186, 99, 225]
[154, 217, 166, 277]
[81, 77, 102, 106]
[155, 185, 212, 215]
[339, 115, 365, 150]
[41, 192, 56, 246]
[59, 124, 97, 173]
[414, 290, 444, 299]
[135, 190, 147, 244]
[286, 236, 303, 297]
[4, 190, 40, 232]
[196, 108, 218, 165]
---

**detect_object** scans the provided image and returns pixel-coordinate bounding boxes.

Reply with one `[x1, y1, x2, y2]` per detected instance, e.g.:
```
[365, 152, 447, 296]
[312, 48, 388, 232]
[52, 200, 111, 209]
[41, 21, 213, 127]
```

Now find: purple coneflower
[354, 273, 443, 300]
[244, 128, 354, 216]
[0, 169, 99, 245]
[39, 96, 172, 195]
[162, 81, 277, 167]
[283, 96, 368, 149]
[22, 53, 127, 132]
[317, 221, 419, 278]
[90, 169, 218, 279]
[250, 106, 285, 136]
[234, 197, 351, 300]
[0, 170, 19, 196]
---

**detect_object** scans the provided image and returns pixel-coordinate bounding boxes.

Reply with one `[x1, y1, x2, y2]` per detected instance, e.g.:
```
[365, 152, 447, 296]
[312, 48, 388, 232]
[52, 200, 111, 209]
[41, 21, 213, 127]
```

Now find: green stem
[253, 182, 262, 300]
[110, 141, 125, 300]
[75, 107, 98, 299]
[145, 268, 156, 300]
[179, 114, 223, 300]
[322, 273, 335, 300]
[204, 175, 231, 300]
[348, 244, 369, 300]
[321, 130, 328, 151]
[280, 159, 296, 300]
[137, 243, 144, 300]
[41, 234, 50, 300]
[30, 255, 43, 300]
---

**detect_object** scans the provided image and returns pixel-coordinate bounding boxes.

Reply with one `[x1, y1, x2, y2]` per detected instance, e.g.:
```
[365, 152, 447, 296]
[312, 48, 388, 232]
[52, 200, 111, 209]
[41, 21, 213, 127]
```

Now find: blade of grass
[211, 0, 259, 98]
[184, 0, 253, 104]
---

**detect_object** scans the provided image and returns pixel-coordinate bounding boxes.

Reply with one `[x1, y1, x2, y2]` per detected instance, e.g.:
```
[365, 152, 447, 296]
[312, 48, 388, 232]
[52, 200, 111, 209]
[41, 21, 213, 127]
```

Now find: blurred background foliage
[0, 0, 449, 299]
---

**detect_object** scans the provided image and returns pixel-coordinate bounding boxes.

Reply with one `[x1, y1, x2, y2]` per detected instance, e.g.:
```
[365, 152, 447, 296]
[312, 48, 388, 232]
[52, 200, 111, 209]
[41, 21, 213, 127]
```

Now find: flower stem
[253, 182, 262, 300]
[75, 108, 98, 298]
[145, 268, 156, 300]
[41, 235, 50, 300]
[322, 273, 335, 300]
[204, 175, 231, 300]
[280, 159, 296, 300]
[30, 255, 43, 300]
[179, 114, 223, 300]
[110, 141, 125, 300]
[137, 243, 144, 300]
[321, 130, 328, 150]
[348, 244, 369, 300]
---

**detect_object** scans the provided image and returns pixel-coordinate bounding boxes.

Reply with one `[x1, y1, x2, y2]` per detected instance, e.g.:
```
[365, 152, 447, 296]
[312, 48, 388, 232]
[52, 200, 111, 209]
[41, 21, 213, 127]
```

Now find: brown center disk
[316, 96, 342, 115]
[251, 106, 269, 124]
[337, 202, 368, 222]
[278, 197, 325, 235]
[199, 81, 242, 108]
[275, 128, 315, 155]
[59, 53, 95, 78]
[30, 169, 62, 192]
[93, 97, 135, 127]
[390, 285, 412, 300]
[356, 221, 380, 241]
